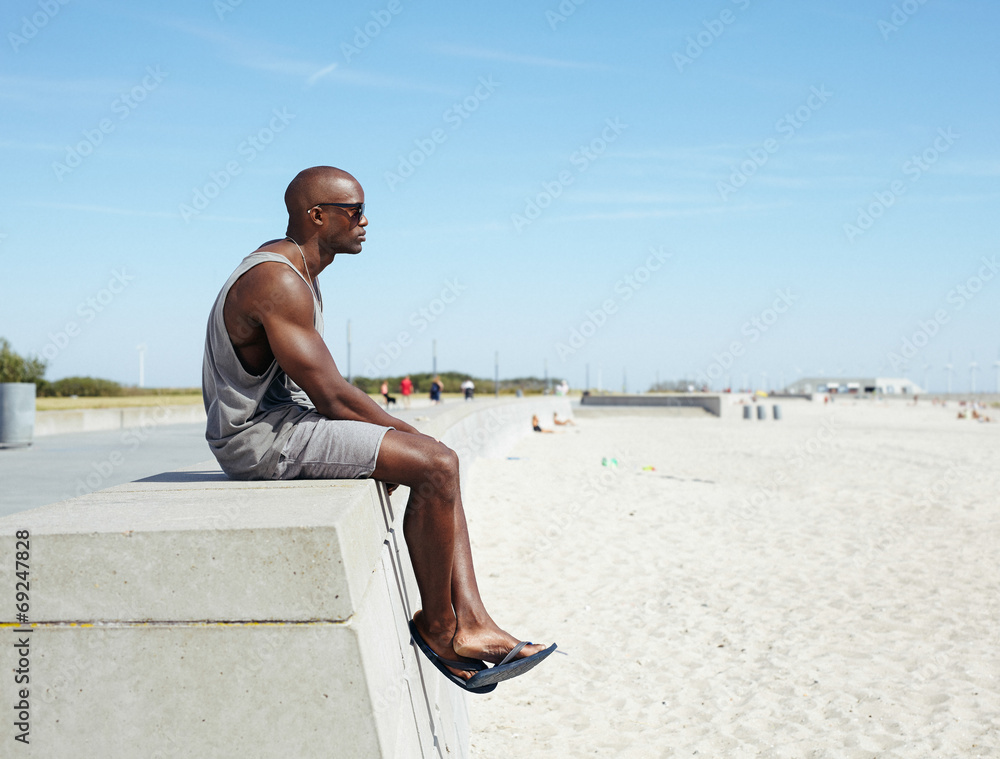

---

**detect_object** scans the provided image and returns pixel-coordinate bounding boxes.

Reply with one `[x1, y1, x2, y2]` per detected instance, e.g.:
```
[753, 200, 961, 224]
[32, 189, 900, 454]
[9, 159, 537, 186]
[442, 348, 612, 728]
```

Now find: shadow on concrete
[136, 470, 229, 484]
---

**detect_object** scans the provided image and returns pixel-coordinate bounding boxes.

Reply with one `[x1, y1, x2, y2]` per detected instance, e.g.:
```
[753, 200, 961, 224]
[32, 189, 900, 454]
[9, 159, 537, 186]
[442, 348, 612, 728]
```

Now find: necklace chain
[285, 236, 313, 290]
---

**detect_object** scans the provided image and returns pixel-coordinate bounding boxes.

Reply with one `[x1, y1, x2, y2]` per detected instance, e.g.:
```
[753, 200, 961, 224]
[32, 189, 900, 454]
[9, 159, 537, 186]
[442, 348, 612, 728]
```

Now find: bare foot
[412, 610, 480, 681]
[452, 619, 548, 665]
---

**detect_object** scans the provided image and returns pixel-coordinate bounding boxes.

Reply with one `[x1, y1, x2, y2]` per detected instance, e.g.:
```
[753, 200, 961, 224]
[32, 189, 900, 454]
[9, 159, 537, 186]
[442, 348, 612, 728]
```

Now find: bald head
[284, 166, 361, 218]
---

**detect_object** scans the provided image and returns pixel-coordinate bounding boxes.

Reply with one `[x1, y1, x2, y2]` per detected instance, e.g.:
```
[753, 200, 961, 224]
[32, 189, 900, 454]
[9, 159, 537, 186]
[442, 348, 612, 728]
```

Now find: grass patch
[36, 394, 203, 411]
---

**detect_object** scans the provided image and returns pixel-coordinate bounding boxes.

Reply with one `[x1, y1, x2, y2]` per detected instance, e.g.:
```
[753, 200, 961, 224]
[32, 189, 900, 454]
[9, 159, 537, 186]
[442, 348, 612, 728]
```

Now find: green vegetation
[352, 372, 562, 396]
[0, 338, 46, 384]
[2, 336, 563, 400]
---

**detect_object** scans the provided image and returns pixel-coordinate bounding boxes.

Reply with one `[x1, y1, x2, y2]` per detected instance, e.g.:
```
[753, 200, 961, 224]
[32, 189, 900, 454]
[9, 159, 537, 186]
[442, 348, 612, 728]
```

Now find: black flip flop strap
[438, 656, 485, 672]
[497, 641, 528, 667]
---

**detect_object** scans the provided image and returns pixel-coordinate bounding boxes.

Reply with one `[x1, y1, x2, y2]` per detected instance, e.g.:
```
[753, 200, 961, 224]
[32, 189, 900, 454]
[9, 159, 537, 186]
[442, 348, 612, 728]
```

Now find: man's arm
[255, 269, 423, 436]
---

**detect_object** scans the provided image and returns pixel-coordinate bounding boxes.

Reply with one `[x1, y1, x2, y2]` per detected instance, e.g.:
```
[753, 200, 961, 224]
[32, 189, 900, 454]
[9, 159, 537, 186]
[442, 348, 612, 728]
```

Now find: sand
[463, 398, 999, 758]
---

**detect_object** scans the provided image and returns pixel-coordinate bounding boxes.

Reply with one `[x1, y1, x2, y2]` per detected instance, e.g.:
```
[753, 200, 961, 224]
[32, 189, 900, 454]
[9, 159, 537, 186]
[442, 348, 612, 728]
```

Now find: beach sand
[464, 399, 999, 758]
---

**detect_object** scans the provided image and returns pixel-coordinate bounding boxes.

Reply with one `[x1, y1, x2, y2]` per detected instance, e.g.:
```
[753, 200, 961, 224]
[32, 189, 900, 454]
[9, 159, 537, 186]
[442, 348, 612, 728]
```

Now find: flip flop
[408, 620, 498, 694]
[464, 640, 559, 690]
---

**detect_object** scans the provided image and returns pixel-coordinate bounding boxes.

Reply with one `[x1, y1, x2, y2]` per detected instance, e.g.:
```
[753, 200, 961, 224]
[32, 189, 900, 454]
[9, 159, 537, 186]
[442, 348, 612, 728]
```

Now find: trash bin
[756, 405, 766, 420]
[0, 382, 36, 448]
[773, 404, 781, 420]
[743, 406, 752, 420]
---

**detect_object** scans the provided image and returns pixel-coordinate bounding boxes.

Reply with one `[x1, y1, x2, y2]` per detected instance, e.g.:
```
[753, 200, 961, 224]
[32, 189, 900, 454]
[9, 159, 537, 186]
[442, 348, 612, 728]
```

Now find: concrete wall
[0, 396, 572, 758]
[34, 403, 207, 437]
[581, 393, 723, 417]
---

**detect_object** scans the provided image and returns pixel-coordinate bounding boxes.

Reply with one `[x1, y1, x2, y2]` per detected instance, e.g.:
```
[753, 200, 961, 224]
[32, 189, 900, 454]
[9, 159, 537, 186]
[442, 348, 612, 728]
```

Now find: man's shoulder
[227, 257, 312, 318]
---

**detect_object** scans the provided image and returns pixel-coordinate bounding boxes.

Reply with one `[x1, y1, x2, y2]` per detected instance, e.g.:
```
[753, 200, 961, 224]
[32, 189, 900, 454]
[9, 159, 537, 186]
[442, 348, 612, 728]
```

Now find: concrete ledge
[582, 393, 723, 416]
[0, 396, 572, 758]
[34, 404, 207, 437]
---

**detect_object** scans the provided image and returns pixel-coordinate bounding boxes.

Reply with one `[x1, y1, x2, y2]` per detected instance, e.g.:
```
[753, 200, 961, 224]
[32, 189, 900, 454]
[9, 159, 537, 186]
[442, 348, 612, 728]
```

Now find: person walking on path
[400, 375, 413, 409]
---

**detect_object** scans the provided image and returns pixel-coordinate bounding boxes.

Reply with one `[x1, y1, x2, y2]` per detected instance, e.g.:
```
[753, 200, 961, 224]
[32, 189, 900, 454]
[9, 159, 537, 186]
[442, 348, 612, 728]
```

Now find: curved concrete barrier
[0, 396, 572, 758]
[33, 403, 207, 437]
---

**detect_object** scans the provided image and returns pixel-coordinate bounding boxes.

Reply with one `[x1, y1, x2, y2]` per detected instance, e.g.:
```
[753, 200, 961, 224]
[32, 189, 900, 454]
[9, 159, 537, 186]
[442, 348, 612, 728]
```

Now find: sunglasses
[314, 202, 365, 222]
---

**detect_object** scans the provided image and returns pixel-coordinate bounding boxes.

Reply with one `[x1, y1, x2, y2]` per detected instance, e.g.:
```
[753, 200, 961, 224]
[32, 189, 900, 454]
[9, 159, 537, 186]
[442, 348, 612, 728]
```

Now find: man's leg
[372, 430, 545, 676]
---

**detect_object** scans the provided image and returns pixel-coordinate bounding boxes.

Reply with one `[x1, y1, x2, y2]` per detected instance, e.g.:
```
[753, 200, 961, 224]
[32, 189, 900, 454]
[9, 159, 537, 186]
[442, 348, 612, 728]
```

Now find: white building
[784, 377, 924, 395]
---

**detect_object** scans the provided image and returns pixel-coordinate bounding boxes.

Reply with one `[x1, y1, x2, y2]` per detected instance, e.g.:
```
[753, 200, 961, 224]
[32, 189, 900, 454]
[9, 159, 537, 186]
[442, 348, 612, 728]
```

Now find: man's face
[315, 179, 368, 256]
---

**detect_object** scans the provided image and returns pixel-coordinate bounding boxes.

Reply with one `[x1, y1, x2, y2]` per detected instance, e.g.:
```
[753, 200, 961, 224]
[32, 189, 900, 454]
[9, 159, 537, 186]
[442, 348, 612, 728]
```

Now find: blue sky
[1, 0, 998, 392]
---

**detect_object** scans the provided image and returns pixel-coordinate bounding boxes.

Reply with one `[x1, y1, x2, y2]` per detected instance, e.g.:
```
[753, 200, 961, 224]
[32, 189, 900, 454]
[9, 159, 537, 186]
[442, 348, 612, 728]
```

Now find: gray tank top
[202, 251, 324, 479]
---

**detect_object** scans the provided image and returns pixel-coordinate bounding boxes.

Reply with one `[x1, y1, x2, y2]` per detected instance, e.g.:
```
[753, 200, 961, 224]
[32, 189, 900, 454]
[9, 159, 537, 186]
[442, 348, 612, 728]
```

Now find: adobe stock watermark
[52, 66, 168, 182]
[8, 0, 71, 52]
[527, 445, 635, 562]
[878, 0, 932, 41]
[739, 416, 839, 518]
[73, 404, 173, 497]
[36, 268, 135, 362]
[673, 0, 752, 73]
[341, 0, 403, 62]
[554, 247, 670, 360]
[362, 277, 467, 375]
[179, 108, 295, 222]
[384, 76, 499, 191]
[214, 0, 243, 21]
[511, 117, 627, 233]
[717, 85, 832, 201]
[546, 0, 585, 30]
[843, 126, 958, 242]
[885, 255, 997, 372]
[694, 288, 798, 387]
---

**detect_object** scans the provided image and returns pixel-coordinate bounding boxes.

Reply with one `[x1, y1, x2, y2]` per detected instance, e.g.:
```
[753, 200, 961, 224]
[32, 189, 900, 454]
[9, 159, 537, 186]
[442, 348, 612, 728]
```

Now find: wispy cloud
[434, 43, 610, 71]
[307, 63, 340, 87]
[154, 16, 452, 94]
[0, 74, 130, 106]
[936, 160, 1000, 178]
[35, 202, 266, 224]
[0, 138, 64, 152]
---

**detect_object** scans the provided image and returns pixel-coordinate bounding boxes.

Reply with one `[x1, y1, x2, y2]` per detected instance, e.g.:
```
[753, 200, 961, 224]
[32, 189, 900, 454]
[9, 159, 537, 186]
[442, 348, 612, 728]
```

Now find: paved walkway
[0, 399, 482, 518]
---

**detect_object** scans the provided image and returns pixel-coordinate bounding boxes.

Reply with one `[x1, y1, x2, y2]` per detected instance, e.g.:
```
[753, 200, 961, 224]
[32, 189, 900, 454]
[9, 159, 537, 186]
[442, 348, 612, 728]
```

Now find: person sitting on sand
[553, 412, 575, 426]
[532, 414, 554, 433]
[202, 166, 555, 693]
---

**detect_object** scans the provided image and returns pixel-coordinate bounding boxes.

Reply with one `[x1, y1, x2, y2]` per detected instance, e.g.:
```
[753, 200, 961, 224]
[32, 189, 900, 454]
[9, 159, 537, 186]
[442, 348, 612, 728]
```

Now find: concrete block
[0, 468, 386, 623]
[34, 404, 208, 437]
[0, 395, 575, 758]
[2, 623, 382, 758]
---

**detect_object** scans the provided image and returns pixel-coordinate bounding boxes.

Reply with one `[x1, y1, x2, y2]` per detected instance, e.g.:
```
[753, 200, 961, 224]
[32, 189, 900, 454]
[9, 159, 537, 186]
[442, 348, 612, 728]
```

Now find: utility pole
[432, 339, 437, 376]
[136, 344, 146, 388]
[346, 320, 352, 383]
[494, 350, 499, 398]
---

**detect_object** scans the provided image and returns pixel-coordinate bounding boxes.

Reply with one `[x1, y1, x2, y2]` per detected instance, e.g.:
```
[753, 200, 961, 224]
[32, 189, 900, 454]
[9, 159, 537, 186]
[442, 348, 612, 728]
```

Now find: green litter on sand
[601, 457, 619, 468]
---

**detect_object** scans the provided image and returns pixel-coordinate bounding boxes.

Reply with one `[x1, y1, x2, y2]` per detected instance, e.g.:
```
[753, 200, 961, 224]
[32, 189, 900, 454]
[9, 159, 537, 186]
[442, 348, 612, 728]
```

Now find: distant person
[430, 375, 443, 405]
[531, 414, 554, 433]
[400, 375, 413, 408]
[461, 378, 475, 401]
[553, 412, 575, 426]
[380, 380, 396, 409]
[201, 166, 554, 692]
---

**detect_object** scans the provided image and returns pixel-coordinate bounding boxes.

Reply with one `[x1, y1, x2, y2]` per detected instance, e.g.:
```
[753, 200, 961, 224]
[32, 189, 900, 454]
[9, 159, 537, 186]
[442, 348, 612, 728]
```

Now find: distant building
[784, 377, 924, 395]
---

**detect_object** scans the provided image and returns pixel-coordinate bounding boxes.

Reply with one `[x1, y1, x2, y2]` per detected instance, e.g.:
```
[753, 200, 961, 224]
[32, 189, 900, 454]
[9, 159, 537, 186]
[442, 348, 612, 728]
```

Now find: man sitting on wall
[202, 166, 555, 691]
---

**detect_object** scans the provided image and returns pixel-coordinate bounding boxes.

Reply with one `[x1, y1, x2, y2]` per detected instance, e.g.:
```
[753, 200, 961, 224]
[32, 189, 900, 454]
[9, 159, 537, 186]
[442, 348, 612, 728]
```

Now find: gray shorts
[272, 412, 393, 480]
